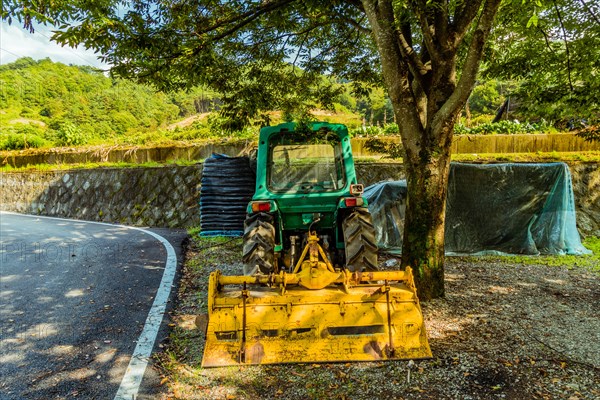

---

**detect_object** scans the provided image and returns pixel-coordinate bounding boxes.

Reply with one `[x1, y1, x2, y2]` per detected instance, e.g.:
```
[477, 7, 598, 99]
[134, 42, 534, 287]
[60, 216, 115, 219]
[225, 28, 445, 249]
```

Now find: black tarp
[364, 163, 590, 255]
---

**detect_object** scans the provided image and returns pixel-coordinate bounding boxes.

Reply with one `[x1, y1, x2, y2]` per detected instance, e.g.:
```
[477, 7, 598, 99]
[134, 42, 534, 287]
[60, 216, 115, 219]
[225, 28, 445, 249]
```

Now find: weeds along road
[0, 212, 186, 400]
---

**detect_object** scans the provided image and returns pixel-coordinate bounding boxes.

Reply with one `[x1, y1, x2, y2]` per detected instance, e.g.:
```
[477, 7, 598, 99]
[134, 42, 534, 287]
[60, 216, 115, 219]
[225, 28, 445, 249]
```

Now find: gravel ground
[156, 237, 600, 400]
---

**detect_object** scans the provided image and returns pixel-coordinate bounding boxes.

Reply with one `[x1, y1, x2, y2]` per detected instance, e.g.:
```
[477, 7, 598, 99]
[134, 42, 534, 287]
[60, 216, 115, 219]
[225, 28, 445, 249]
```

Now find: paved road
[0, 213, 186, 400]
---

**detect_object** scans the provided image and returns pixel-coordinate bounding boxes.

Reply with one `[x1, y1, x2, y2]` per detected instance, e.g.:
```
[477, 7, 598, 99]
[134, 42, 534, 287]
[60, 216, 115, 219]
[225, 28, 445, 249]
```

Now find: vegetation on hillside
[0, 58, 223, 149]
[1, 55, 596, 152]
[484, 1, 600, 126]
[0, 58, 382, 150]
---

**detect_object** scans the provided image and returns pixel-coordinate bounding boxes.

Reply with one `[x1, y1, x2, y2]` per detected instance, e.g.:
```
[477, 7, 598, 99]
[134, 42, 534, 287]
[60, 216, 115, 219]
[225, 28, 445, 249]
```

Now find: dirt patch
[166, 113, 210, 130]
[155, 238, 600, 400]
[8, 118, 47, 127]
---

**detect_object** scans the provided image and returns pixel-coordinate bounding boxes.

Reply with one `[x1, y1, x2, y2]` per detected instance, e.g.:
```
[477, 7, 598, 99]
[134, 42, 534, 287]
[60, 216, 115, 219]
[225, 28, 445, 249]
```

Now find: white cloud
[0, 22, 108, 69]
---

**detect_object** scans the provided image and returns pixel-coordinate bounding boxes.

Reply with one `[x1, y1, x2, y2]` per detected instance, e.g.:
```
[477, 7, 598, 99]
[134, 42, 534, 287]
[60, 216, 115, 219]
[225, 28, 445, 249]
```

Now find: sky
[0, 22, 108, 69]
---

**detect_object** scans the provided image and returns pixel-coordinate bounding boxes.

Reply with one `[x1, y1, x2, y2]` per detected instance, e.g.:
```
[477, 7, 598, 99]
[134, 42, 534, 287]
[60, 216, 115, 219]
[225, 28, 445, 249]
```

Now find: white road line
[0, 212, 178, 400]
[113, 227, 177, 400]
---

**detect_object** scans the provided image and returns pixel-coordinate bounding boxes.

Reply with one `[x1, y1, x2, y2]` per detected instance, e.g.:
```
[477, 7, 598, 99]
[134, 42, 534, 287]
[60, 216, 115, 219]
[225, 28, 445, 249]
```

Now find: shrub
[207, 113, 235, 135]
[349, 127, 363, 137]
[470, 114, 495, 126]
[0, 123, 49, 150]
[13, 122, 46, 137]
[122, 130, 166, 145]
[455, 119, 553, 135]
[383, 123, 399, 134]
[350, 124, 399, 136]
[109, 111, 138, 134]
[56, 121, 89, 145]
[19, 107, 36, 117]
[170, 125, 215, 141]
[0, 132, 47, 150]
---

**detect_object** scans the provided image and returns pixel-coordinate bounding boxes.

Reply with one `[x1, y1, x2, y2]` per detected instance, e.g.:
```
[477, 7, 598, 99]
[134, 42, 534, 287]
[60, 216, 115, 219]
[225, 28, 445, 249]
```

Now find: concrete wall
[351, 133, 600, 155]
[1, 162, 598, 237]
[451, 133, 599, 154]
[1, 143, 252, 168]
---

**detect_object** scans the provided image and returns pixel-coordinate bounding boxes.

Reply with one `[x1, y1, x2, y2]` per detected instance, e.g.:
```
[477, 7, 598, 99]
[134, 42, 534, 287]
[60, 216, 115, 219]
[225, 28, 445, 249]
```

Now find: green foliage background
[1, 53, 592, 152]
[0, 58, 402, 150]
[0, 58, 223, 149]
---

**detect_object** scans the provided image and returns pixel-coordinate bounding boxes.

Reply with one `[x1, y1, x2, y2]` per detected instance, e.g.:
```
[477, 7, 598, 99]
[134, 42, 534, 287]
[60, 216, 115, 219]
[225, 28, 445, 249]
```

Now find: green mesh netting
[364, 163, 590, 255]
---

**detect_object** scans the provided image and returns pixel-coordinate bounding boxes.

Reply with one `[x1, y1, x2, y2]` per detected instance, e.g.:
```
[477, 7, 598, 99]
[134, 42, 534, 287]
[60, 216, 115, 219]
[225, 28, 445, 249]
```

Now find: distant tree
[355, 87, 389, 126]
[469, 80, 504, 115]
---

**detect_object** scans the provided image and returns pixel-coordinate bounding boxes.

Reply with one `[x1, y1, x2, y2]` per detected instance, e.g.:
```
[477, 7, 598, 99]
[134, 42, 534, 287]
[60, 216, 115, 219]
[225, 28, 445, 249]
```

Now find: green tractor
[202, 122, 431, 367]
[242, 122, 378, 275]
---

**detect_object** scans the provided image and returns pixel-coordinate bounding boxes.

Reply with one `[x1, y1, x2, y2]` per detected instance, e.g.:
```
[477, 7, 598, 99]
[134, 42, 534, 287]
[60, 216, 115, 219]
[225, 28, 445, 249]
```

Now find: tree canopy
[4, 1, 598, 127]
[484, 0, 600, 125]
[5, 0, 597, 299]
[4, 1, 496, 125]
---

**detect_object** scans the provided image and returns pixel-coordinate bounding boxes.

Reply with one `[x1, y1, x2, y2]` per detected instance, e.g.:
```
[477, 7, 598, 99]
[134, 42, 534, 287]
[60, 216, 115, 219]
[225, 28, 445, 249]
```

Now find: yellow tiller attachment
[202, 233, 432, 367]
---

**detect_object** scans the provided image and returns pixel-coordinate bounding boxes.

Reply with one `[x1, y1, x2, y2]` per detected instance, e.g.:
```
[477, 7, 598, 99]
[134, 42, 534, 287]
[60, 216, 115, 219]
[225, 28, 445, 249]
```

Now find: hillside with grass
[2, 58, 592, 153]
[0, 58, 372, 150]
[0, 58, 225, 150]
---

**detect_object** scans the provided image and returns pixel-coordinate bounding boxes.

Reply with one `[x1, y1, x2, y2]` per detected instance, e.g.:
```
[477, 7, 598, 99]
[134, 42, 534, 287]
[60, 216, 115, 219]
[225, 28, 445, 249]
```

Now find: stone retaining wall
[1, 162, 598, 237]
[0, 165, 202, 228]
[570, 163, 600, 237]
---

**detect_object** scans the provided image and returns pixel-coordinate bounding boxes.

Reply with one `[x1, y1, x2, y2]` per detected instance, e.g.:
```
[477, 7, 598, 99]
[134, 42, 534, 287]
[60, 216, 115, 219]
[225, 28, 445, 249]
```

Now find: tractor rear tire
[343, 207, 378, 272]
[242, 213, 276, 275]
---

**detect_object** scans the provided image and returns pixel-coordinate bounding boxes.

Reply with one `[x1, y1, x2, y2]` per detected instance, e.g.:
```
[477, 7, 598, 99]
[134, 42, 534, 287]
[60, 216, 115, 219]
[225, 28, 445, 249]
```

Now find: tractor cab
[246, 122, 371, 273]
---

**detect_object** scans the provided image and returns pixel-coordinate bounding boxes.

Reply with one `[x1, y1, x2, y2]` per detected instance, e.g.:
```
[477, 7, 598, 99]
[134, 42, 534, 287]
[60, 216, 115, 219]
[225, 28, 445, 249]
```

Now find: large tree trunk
[401, 129, 453, 299]
[361, 0, 502, 300]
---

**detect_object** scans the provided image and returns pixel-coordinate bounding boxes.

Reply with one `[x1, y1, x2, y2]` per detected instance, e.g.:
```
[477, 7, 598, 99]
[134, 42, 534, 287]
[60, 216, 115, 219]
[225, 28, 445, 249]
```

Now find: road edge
[0, 212, 178, 400]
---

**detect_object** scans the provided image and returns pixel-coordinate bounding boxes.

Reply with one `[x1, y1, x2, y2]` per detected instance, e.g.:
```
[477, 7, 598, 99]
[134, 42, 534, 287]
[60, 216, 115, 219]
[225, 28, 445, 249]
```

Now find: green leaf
[526, 14, 538, 28]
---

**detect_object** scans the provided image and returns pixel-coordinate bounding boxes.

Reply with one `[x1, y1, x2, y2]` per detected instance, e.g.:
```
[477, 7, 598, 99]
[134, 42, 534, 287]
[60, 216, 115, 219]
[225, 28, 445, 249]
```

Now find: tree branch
[433, 0, 449, 49]
[343, 16, 371, 35]
[306, 20, 363, 69]
[400, 19, 413, 48]
[432, 0, 502, 134]
[396, 30, 430, 80]
[552, 0, 574, 92]
[246, 21, 331, 49]
[578, 0, 600, 26]
[410, 0, 439, 62]
[346, 0, 365, 13]
[361, 0, 424, 143]
[450, 0, 484, 46]
[292, 34, 306, 70]
[538, 27, 554, 53]
[395, 13, 430, 88]
[195, 0, 296, 41]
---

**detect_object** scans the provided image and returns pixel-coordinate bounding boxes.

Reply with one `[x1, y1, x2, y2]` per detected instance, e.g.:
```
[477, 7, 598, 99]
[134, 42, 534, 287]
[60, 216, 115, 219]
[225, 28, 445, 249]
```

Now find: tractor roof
[259, 122, 349, 144]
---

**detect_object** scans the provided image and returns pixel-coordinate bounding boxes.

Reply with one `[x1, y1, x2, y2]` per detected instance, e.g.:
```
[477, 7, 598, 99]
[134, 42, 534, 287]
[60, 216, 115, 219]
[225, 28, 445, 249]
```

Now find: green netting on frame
[364, 163, 591, 256]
